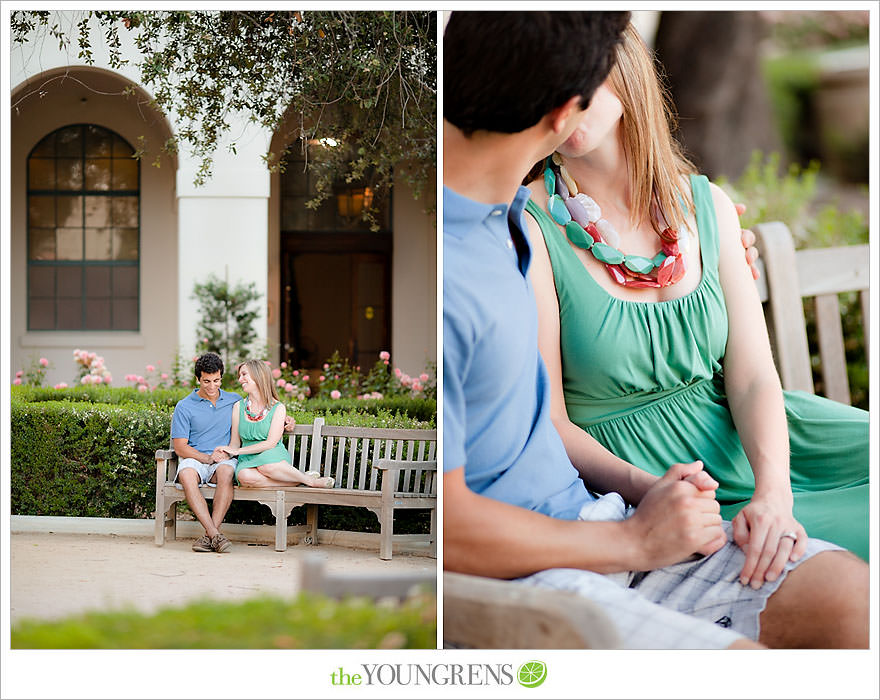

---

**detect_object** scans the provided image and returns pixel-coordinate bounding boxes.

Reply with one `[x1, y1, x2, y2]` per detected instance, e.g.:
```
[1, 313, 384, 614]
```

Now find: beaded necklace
[244, 397, 271, 422]
[541, 154, 688, 288]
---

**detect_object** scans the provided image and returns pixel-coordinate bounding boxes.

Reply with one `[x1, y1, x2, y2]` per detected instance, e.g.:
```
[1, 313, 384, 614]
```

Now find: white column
[176, 127, 272, 361]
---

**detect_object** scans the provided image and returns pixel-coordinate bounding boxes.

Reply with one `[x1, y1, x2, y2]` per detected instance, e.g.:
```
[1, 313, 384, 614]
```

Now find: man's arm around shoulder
[444, 462, 727, 579]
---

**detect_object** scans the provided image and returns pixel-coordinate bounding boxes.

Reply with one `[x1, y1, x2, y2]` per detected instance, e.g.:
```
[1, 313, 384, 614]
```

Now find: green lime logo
[517, 660, 547, 688]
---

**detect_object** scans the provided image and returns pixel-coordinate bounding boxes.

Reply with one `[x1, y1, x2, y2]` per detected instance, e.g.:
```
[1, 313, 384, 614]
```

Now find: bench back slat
[279, 416, 436, 493]
[754, 222, 868, 405]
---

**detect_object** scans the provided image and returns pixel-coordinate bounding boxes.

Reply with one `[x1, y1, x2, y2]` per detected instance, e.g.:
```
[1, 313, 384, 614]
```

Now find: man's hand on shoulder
[623, 461, 726, 571]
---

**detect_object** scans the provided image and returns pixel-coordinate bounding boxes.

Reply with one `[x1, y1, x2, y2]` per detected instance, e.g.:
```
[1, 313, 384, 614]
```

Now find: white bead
[678, 230, 691, 252]
[595, 218, 620, 247]
[575, 194, 602, 222]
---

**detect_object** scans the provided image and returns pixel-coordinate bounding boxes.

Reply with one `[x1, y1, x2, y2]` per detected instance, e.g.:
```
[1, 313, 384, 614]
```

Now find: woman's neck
[247, 391, 267, 409]
[560, 137, 631, 217]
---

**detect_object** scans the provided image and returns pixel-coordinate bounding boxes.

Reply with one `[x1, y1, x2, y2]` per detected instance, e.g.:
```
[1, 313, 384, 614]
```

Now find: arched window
[27, 124, 139, 330]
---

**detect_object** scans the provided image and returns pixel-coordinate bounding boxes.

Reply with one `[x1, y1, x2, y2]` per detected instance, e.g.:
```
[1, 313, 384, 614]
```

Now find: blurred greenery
[12, 592, 436, 649]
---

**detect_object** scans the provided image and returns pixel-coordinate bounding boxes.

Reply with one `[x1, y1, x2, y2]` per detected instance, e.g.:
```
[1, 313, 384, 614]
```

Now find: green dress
[234, 400, 290, 484]
[525, 174, 869, 560]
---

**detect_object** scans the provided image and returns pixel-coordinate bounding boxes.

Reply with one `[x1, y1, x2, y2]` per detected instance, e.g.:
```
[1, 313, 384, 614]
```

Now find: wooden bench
[155, 417, 437, 559]
[753, 221, 869, 406]
[444, 222, 869, 648]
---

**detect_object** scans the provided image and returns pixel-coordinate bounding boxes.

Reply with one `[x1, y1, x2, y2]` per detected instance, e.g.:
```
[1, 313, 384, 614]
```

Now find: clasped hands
[629, 461, 804, 588]
[208, 416, 297, 464]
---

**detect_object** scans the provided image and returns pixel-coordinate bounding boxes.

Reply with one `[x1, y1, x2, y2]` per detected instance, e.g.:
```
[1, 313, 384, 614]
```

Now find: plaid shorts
[516, 493, 842, 649]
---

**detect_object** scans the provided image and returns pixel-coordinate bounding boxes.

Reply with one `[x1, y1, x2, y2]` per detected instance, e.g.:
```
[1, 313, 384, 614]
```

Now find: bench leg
[154, 495, 166, 546]
[304, 504, 318, 546]
[379, 506, 393, 561]
[166, 501, 178, 541]
[429, 506, 437, 559]
[275, 491, 287, 552]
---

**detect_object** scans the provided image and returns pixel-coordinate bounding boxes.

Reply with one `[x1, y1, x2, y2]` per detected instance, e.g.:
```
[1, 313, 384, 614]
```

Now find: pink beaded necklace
[542, 154, 688, 288]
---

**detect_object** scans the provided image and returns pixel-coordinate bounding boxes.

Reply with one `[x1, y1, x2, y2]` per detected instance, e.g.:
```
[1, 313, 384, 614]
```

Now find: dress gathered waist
[566, 376, 721, 427]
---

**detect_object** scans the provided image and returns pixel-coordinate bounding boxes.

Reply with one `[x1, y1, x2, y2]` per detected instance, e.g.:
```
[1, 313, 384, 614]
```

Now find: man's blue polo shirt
[170, 389, 241, 454]
[443, 185, 594, 520]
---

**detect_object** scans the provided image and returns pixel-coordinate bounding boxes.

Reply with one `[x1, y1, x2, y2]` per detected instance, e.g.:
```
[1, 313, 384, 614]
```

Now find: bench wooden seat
[443, 221, 868, 648]
[155, 417, 436, 559]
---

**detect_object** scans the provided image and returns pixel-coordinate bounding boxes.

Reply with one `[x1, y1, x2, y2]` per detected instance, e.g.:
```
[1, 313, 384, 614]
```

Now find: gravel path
[10, 531, 435, 624]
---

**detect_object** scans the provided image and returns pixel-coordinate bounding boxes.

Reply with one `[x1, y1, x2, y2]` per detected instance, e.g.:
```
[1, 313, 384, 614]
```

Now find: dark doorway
[281, 233, 390, 371]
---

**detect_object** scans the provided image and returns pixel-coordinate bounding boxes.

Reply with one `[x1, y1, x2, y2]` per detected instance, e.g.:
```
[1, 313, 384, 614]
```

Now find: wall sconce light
[336, 186, 374, 219]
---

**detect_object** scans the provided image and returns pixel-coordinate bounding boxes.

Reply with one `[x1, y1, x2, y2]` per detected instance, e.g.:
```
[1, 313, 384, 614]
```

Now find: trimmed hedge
[13, 385, 437, 424]
[11, 387, 435, 533]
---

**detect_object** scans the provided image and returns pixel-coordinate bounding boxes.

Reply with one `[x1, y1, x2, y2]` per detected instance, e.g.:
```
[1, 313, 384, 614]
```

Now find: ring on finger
[779, 531, 798, 543]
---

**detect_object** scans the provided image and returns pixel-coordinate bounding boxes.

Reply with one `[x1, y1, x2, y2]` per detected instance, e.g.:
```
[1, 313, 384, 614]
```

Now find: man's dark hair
[194, 352, 224, 380]
[444, 11, 630, 135]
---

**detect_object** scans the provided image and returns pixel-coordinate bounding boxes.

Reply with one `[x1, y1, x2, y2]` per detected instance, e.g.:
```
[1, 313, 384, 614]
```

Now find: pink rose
[80, 376, 90, 385]
[15, 371, 23, 378]
[292, 370, 299, 377]
[330, 390, 341, 399]
[394, 368, 402, 377]
[285, 383, 294, 392]
[146, 364, 155, 372]
[54, 382, 68, 389]
[160, 373, 168, 380]
[379, 351, 390, 361]
[319, 375, 325, 382]
[39, 357, 49, 367]
[272, 368, 282, 378]
[303, 375, 310, 381]
[138, 384, 148, 392]
[280, 362, 287, 369]
[323, 363, 329, 370]
[383, 360, 389, 365]
[103, 375, 112, 384]
[412, 381, 423, 392]
[264, 360, 272, 366]
[276, 378, 286, 387]
[420, 373, 429, 382]
[13, 378, 22, 385]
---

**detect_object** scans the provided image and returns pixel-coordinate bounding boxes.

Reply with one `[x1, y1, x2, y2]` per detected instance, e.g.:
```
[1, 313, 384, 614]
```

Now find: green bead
[652, 252, 668, 267]
[544, 168, 556, 196]
[624, 255, 655, 274]
[565, 221, 593, 250]
[548, 194, 572, 225]
[591, 242, 625, 265]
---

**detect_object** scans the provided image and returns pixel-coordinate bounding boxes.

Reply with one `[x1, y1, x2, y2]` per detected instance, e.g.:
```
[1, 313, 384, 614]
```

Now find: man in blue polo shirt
[170, 352, 241, 553]
[443, 11, 867, 649]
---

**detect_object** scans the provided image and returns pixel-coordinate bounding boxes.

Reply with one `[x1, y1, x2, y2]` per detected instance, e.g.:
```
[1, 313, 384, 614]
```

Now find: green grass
[12, 593, 436, 649]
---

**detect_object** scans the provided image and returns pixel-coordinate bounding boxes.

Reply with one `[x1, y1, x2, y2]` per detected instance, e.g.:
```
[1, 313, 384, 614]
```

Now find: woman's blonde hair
[606, 23, 696, 233]
[239, 359, 279, 405]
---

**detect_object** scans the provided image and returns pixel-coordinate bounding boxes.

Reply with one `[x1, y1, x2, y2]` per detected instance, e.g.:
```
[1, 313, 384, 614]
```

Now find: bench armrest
[374, 459, 438, 471]
[443, 571, 621, 649]
[155, 449, 178, 484]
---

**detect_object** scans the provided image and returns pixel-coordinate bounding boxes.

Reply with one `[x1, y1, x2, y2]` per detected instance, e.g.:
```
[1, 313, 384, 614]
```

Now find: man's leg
[209, 462, 235, 530]
[759, 550, 868, 648]
[178, 465, 220, 539]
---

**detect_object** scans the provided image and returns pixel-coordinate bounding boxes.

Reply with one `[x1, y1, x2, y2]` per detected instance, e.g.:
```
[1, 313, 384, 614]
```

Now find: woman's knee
[237, 469, 258, 486]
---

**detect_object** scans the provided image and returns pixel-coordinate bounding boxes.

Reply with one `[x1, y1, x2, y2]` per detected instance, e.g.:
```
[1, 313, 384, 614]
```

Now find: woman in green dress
[217, 359, 334, 488]
[521, 24, 868, 588]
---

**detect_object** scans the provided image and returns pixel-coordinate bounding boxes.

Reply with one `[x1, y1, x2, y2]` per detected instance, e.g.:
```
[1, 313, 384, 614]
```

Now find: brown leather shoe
[211, 532, 231, 553]
[192, 534, 213, 552]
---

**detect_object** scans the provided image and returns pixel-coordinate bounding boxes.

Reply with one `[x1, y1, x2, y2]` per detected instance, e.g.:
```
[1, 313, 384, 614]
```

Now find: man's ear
[548, 95, 584, 134]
